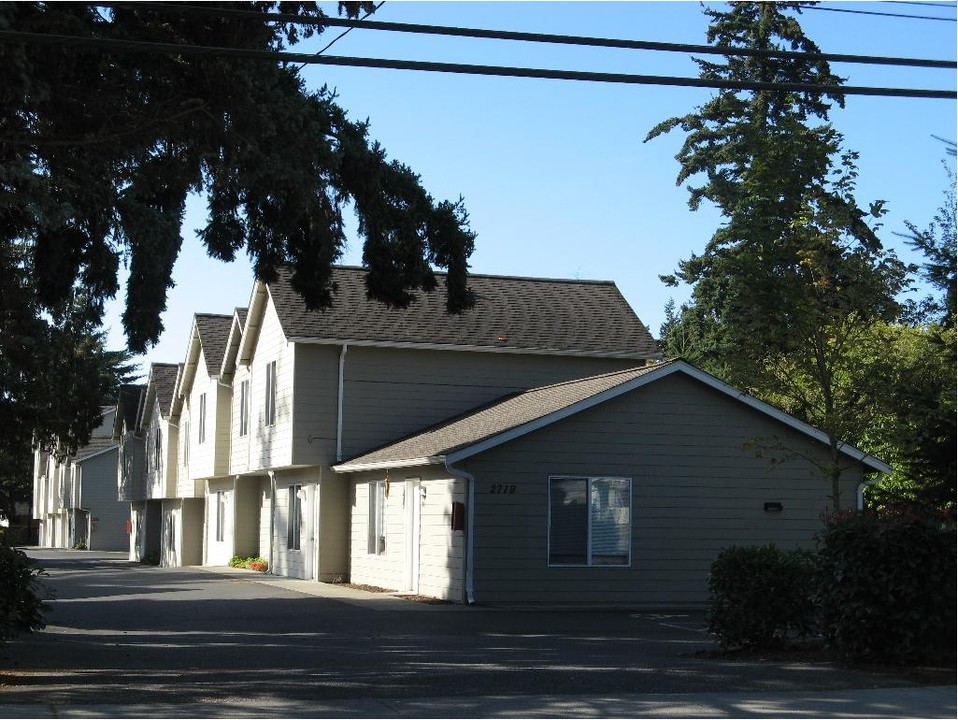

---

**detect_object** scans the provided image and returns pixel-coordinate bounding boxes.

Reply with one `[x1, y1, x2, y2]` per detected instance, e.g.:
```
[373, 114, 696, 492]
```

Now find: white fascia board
[238, 282, 268, 366]
[287, 336, 661, 361]
[445, 360, 890, 474]
[75, 443, 119, 464]
[219, 312, 246, 378]
[670, 363, 892, 474]
[331, 456, 442, 474]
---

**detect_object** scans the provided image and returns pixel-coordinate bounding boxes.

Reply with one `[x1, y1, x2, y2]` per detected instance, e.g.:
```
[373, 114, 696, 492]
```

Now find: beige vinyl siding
[248, 300, 294, 470]
[318, 471, 348, 581]
[258, 477, 271, 559]
[234, 476, 262, 559]
[290, 343, 340, 466]
[349, 466, 465, 601]
[181, 498, 204, 565]
[187, 351, 231, 482]
[340, 347, 636, 459]
[230, 365, 253, 474]
[145, 408, 177, 500]
[463, 372, 862, 604]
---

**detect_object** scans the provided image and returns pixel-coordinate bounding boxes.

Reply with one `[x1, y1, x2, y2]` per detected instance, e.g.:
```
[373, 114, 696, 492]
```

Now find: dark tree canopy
[0, 1, 475, 519]
[2, 1, 476, 355]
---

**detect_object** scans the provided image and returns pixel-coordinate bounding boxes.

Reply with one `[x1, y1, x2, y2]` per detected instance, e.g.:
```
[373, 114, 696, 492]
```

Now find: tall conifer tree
[647, 2, 908, 509]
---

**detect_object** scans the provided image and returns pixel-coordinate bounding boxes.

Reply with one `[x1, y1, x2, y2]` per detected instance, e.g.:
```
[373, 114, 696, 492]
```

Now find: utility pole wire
[97, 2, 955, 70]
[294, 0, 385, 72]
[2, 30, 954, 100]
[801, 4, 956, 21]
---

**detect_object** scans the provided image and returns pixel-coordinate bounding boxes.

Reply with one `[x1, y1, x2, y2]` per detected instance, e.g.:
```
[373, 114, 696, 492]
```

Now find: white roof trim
[331, 456, 441, 474]
[438, 361, 888, 474]
[75, 443, 119, 463]
[288, 336, 660, 360]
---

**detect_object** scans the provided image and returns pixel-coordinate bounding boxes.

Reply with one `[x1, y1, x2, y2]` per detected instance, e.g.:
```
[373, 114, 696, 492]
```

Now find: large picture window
[548, 476, 631, 566]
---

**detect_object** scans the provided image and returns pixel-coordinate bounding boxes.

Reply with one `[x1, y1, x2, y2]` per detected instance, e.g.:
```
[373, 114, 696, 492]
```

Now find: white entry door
[404, 480, 421, 593]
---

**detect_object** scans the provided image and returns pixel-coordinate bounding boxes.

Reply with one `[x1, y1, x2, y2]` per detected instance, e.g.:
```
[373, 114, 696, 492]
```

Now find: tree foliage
[648, 2, 909, 509]
[1, 2, 475, 518]
[2, 1, 476, 355]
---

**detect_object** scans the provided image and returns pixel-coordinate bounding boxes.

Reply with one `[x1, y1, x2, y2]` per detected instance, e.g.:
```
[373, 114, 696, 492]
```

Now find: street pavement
[0, 549, 954, 718]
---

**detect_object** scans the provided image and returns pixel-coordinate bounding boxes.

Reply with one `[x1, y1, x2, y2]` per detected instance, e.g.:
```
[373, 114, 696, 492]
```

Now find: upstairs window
[239, 379, 250, 437]
[265, 361, 277, 427]
[183, 419, 190, 467]
[153, 427, 162, 472]
[198, 393, 207, 444]
[548, 477, 631, 567]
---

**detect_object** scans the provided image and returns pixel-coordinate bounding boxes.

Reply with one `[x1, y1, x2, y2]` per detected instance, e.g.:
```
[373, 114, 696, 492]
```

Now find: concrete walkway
[0, 685, 954, 718]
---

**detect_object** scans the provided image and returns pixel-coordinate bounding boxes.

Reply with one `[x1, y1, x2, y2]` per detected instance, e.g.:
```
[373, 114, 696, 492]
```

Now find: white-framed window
[265, 361, 277, 427]
[367, 480, 386, 555]
[239, 379, 250, 437]
[287, 485, 302, 551]
[198, 393, 207, 444]
[153, 426, 162, 472]
[548, 476, 631, 567]
[182, 419, 190, 467]
[215, 491, 225, 542]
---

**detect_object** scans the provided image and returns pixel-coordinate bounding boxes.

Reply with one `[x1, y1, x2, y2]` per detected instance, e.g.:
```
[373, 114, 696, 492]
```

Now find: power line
[801, 5, 956, 22]
[2, 29, 953, 100]
[96, 2, 955, 70]
[888, 1, 957, 8]
[302, 1, 385, 65]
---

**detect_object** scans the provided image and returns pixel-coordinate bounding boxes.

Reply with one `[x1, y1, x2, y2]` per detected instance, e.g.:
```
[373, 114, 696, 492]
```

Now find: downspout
[444, 459, 476, 605]
[268, 470, 277, 576]
[336, 344, 348, 462]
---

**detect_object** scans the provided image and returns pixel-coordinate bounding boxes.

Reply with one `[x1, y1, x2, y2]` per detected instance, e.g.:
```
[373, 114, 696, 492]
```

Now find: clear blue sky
[103, 1, 958, 374]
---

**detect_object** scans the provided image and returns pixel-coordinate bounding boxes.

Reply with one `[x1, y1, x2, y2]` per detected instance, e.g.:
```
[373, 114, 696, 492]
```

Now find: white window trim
[547, 475, 632, 568]
[367, 479, 386, 556]
[239, 379, 250, 437]
[265, 361, 277, 427]
[287, 484, 302, 551]
[198, 393, 207, 444]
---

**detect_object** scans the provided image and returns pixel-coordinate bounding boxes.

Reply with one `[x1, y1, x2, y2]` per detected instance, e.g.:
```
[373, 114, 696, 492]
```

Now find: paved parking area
[1, 550, 953, 717]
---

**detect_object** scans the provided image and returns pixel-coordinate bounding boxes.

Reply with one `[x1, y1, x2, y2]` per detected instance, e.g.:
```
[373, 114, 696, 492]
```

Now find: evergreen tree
[646, 2, 909, 509]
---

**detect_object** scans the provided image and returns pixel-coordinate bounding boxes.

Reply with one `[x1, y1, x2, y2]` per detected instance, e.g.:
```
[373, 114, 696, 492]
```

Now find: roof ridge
[519, 359, 672, 396]
[195, 312, 234, 319]
[312, 264, 617, 286]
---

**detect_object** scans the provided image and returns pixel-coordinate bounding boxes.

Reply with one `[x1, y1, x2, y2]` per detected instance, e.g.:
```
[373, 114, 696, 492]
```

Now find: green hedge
[0, 544, 49, 644]
[708, 544, 818, 649]
[817, 509, 956, 664]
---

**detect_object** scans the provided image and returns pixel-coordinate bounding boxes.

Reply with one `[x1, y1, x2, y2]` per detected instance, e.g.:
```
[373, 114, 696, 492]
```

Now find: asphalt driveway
[1, 550, 953, 717]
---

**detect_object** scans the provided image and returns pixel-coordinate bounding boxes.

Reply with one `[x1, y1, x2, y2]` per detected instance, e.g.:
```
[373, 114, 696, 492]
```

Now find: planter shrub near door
[0, 545, 49, 644]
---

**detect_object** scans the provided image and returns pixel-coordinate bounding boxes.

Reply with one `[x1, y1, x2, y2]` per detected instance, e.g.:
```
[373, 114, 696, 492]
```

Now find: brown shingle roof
[151, 363, 180, 417]
[194, 314, 234, 376]
[268, 266, 659, 358]
[336, 362, 671, 468]
[74, 436, 118, 462]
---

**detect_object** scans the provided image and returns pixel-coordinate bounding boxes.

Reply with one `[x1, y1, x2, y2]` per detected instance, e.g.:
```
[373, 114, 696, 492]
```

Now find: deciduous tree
[647, 2, 909, 509]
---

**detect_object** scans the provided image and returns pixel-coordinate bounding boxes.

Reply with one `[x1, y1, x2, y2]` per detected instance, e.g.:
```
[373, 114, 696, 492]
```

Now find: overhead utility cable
[801, 4, 956, 21]
[95, 2, 955, 70]
[2, 30, 953, 100]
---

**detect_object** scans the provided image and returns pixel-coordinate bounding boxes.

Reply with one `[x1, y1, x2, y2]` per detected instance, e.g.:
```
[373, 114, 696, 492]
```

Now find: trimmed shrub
[0, 544, 49, 644]
[708, 544, 818, 648]
[817, 509, 956, 664]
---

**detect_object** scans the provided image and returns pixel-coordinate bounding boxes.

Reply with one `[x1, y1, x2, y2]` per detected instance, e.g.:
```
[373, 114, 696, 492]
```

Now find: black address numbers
[489, 483, 517, 495]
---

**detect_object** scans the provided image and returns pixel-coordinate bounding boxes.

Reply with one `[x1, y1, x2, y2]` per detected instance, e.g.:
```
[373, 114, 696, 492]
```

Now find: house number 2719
[489, 484, 517, 494]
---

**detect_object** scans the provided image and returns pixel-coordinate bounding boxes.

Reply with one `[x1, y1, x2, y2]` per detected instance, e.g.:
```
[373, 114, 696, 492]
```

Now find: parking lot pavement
[2, 550, 953, 718]
[0, 686, 955, 718]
